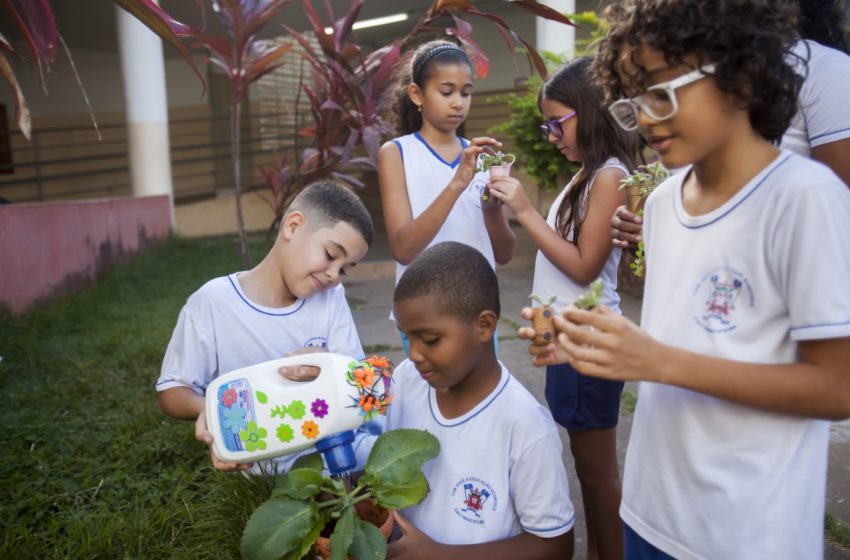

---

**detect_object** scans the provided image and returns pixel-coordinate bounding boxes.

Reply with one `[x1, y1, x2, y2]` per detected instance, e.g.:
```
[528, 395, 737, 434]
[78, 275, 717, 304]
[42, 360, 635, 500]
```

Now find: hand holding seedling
[554, 304, 658, 382]
[611, 205, 643, 248]
[486, 176, 533, 216]
[452, 137, 502, 189]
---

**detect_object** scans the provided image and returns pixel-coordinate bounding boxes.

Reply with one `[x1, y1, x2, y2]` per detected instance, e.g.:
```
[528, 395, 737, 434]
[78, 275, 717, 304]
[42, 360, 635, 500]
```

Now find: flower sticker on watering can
[345, 356, 395, 421]
[216, 379, 257, 452]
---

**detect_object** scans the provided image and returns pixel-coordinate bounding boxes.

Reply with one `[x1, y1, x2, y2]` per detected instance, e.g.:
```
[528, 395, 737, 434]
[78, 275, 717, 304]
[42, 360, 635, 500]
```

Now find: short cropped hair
[286, 181, 374, 246]
[394, 242, 500, 322]
[593, 0, 803, 143]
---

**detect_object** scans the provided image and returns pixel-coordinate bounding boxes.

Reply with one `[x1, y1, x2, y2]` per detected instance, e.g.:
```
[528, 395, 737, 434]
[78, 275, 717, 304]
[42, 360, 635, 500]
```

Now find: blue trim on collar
[227, 275, 306, 316]
[428, 368, 511, 427]
[674, 153, 792, 229]
[414, 131, 466, 169]
[810, 127, 850, 142]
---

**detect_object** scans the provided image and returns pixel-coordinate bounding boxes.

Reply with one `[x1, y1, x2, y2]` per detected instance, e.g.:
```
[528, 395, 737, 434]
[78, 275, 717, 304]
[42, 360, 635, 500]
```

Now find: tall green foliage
[490, 11, 608, 192]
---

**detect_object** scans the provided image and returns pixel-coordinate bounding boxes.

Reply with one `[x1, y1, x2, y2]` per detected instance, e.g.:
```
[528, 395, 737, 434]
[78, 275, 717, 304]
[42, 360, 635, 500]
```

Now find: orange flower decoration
[365, 356, 390, 369]
[358, 395, 378, 413]
[301, 420, 319, 440]
[353, 366, 376, 389]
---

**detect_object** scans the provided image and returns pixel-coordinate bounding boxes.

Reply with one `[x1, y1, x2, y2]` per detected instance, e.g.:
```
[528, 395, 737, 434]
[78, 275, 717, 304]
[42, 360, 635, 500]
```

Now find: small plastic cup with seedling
[476, 150, 516, 201]
[529, 294, 557, 346]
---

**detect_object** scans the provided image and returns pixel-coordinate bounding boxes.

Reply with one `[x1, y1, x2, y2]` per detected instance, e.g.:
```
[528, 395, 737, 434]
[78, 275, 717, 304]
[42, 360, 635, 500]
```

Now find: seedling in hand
[476, 150, 516, 201]
[618, 162, 669, 276]
[573, 280, 603, 310]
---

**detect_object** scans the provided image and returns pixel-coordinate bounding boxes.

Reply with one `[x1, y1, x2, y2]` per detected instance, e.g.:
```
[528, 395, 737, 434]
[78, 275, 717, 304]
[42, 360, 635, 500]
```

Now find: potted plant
[618, 162, 669, 276]
[529, 294, 557, 345]
[476, 151, 516, 201]
[241, 428, 440, 560]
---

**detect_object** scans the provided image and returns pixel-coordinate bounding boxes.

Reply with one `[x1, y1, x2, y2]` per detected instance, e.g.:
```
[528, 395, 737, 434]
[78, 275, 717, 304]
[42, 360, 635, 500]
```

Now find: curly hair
[797, 0, 849, 53]
[592, 0, 804, 143]
[382, 39, 473, 136]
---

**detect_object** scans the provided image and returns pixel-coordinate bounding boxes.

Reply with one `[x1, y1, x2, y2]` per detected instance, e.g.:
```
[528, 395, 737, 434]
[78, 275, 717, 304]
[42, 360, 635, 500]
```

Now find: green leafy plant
[618, 162, 669, 277]
[241, 428, 440, 560]
[573, 279, 603, 310]
[475, 150, 516, 173]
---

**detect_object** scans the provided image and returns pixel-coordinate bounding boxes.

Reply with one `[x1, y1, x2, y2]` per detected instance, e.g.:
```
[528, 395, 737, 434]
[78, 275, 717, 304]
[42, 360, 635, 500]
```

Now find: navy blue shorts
[545, 362, 624, 430]
[624, 524, 676, 560]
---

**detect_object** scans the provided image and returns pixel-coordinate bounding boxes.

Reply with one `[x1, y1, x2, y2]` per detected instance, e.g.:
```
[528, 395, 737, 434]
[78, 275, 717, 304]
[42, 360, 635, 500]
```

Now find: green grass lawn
[0, 235, 273, 559]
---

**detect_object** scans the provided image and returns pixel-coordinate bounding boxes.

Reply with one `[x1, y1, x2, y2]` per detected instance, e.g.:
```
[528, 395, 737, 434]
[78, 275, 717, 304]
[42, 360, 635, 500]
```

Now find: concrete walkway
[344, 227, 850, 559]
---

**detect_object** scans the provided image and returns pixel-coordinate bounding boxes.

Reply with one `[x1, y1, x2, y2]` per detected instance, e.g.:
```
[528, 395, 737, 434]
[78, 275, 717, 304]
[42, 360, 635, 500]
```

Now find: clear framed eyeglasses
[608, 63, 717, 131]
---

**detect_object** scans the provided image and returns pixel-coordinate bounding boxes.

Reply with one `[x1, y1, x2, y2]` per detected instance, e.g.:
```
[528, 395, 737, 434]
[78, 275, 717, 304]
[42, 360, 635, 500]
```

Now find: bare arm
[378, 138, 501, 265]
[482, 202, 515, 265]
[489, 168, 625, 284]
[812, 138, 850, 188]
[387, 511, 573, 560]
[158, 386, 204, 420]
[555, 306, 850, 420]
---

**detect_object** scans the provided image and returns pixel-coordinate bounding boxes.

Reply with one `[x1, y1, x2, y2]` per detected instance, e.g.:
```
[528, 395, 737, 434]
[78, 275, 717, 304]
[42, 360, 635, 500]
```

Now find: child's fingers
[517, 326, 536, 340]
[392, 510, 412, 536]
[469, 136, 502, 148]
[520, 306, 534, 321]
[195, 411, 213, 444]
[279, 365, 320, 381]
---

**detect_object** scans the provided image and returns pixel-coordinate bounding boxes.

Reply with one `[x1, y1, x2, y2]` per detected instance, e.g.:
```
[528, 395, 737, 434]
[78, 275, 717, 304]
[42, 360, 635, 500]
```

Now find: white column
[536, 0, 575, 61]
[115, 2, 175, 228]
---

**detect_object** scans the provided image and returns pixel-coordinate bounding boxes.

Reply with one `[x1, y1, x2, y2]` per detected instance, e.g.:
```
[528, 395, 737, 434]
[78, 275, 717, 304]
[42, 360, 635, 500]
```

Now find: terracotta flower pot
[623, 184, 645, 214]
[531, 306, 555, 345]
[312, 500, 394, 559]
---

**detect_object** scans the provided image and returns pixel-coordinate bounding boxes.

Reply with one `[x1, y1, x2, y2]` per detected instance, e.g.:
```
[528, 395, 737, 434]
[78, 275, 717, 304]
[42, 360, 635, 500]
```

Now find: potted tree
[240, 428, 440, 560]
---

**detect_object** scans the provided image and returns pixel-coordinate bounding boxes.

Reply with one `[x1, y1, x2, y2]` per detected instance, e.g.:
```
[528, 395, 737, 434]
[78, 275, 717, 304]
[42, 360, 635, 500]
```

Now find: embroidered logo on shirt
[692, 268, 754, 333]
[303, 336, 328, 350]
[451, 476, 498, 525]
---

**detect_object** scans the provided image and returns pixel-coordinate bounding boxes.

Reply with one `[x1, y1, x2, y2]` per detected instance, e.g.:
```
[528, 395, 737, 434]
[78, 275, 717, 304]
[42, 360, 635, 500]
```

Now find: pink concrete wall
[0, 196, 172, 314]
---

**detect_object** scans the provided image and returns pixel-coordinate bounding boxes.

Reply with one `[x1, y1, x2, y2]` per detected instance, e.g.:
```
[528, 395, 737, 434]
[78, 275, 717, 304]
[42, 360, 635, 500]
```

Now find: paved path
[345, 244, 850, 559]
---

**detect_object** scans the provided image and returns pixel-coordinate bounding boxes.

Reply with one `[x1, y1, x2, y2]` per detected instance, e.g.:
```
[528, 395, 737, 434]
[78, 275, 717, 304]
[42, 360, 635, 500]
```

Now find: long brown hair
[540, 56, 643, 242]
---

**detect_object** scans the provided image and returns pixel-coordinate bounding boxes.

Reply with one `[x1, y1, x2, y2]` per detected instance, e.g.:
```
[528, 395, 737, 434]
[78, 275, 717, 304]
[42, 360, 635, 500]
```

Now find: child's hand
[554, 304, 657, 382]
[195, 408, 253, 472]
[487, 176, 532, 216]
[518, 306, 571, 367]
[278, 347, 325, 380]
[611, 204, 643, 248]
[387, 511, 442, 559]
[451, 137, 502, 189]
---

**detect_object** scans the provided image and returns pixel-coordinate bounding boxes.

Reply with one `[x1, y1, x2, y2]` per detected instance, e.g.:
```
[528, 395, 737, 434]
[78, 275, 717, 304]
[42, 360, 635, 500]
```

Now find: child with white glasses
[522, 1, 850, 558]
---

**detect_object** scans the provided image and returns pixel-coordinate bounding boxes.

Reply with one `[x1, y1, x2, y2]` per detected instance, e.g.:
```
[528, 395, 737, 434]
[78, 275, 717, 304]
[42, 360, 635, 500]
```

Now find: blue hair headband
[413, 44, 469, 81]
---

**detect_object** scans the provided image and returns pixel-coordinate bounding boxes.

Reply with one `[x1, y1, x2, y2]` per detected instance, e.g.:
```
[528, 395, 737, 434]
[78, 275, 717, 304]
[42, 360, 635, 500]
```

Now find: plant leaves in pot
[241, 428, 440, 560]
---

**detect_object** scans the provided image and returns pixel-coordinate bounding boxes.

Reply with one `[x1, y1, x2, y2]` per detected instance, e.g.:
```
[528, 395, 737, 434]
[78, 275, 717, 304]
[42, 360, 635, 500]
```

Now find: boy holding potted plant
[386, 241, 575, 559]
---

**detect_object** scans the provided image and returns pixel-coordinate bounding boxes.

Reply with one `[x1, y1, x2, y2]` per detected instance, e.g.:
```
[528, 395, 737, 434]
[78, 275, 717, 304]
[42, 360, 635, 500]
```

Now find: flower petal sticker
[221, 388, 238, 407]
[276, 423, 294, 443]
[301, 420, 319, 440]
[288, 400, 306, 420]
[239, 421, 268, 452]
[311, 398, 329, 418]
[222, 403, 247, 435]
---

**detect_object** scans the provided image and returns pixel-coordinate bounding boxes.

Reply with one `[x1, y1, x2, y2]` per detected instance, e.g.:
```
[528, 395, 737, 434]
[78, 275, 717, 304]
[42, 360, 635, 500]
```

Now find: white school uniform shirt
[622, 152, 850, 560]
[781, 39, 850, 157]
[385, 360, 575, 545]
[157, 274, 369, 470]
[532, 157, 626, 313]
[391, 132, 496, 288]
